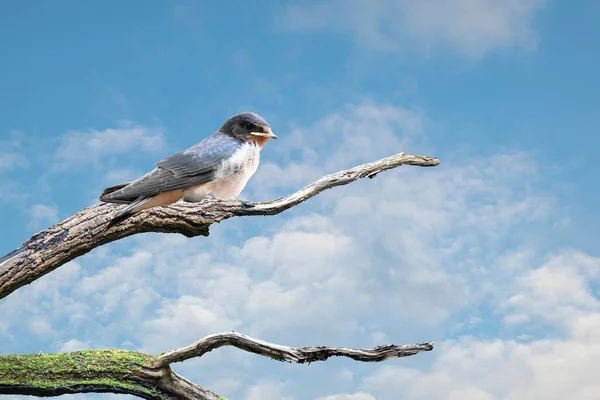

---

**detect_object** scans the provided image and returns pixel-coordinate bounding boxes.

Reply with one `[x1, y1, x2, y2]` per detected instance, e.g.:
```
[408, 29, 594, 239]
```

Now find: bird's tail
[100, 182, 131, 203]
[106, 196, 153, 228]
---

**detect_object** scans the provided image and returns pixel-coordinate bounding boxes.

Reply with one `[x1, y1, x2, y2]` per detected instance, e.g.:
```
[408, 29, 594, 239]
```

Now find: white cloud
[243, 380, 294, 400]
[250, 101, 428, 199]
[102, 168, 144, 185]
[503, 251, 600, 328]
[247, 102, 557, 333]
[0, 131, 29, 173]
[0, 261, 84, 338]
[353, 248, 600, 400]
[0, 152, 28, 173]
[75, 250, 160, 318]
[283, 0, 547, 58]
[209, 378, 243, 397]
[28, 204, 59, 229]
[140, 295, 241, 354]
[28, 316, 56, 337]
[320, 393, 376, 400]
[1, 101, 591, 400]
[360, 331, 600, 400]
[0, 180, 28, 203]
[54, 120, 166, 168]
[59, 338, 91, 352]
[58, 103, 555, 373]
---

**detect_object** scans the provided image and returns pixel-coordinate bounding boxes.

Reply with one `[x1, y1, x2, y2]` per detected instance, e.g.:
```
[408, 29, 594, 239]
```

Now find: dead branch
[0, 331, 434, 400]
[0, 152, 439, 299]
[154, 331, 434, 367]
[0, 151, 440, 399]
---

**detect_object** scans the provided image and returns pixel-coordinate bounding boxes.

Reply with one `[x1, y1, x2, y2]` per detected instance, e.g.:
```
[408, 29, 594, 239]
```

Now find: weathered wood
[0, 331, 434, 399]
[0, 152, 439, 300]
[154, 331, 435, 367]
[0, 151, 440, 399]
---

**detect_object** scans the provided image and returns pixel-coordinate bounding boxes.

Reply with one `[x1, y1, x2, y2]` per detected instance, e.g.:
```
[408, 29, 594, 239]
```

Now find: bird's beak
[250, 127, 278, 139]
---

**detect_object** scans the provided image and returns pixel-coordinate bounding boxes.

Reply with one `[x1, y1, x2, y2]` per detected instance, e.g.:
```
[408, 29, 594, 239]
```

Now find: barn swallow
[100, 112, 277, 227]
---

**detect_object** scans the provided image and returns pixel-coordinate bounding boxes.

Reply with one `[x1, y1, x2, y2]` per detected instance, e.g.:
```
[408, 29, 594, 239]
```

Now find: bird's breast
[216, 142, 260, 179]
[183, 142, 260, 201]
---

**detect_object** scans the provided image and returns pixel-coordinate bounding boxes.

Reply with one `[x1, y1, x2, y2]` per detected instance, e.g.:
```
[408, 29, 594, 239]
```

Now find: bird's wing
[102, 133, 241, 201]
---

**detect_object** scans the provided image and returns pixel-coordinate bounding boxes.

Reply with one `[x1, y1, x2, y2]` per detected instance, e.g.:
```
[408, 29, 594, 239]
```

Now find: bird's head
[220, 112, 277, 147]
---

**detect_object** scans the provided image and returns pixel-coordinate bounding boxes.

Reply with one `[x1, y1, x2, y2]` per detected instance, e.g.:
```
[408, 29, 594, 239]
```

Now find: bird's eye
[243, 122, 255, 131]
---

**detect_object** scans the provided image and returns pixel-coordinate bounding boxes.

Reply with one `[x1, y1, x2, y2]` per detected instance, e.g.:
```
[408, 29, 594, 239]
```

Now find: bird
[99, 112, 277, 227]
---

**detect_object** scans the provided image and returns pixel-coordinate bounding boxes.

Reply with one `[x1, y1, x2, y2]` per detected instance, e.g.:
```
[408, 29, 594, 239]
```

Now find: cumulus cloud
[359, 324, 600, 400]
[28, 204, 59, 229]
[0, 260, 84, 343]
[503, 251, 600, 328]
[248, 102, 557, 332]
[59, 338, 91, 352]
[283, 0, 547, 58]
[0, 101, 592, 400]
[250, 101, 428, 199]
[54, 120, 166, 169]
[243, 380, 294, 400]
[344, 249, 600, 400]
[141, 295, 241, 353]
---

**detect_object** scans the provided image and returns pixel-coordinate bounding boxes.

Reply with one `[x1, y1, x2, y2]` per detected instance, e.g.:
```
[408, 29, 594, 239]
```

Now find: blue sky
[1, 1, 599, 399]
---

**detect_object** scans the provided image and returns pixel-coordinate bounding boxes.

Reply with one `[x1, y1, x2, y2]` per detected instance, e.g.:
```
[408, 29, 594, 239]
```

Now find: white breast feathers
[183, 142, 261, 202]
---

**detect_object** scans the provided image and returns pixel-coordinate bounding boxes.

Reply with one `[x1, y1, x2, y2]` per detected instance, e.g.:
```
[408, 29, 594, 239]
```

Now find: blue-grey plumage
[100, 112, 277, 227]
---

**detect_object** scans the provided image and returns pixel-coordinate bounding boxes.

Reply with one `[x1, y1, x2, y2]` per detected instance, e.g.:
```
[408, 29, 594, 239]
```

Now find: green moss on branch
[0, 350, 153, 380]
[0, 350, 190, 399]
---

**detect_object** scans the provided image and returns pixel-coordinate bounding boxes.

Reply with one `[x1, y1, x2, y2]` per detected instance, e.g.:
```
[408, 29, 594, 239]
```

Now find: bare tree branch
[0, 152, 439, 299]
[0, 331, 434, 400]
[0, 151, 440, 399]
[155, 331, 434, 368]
